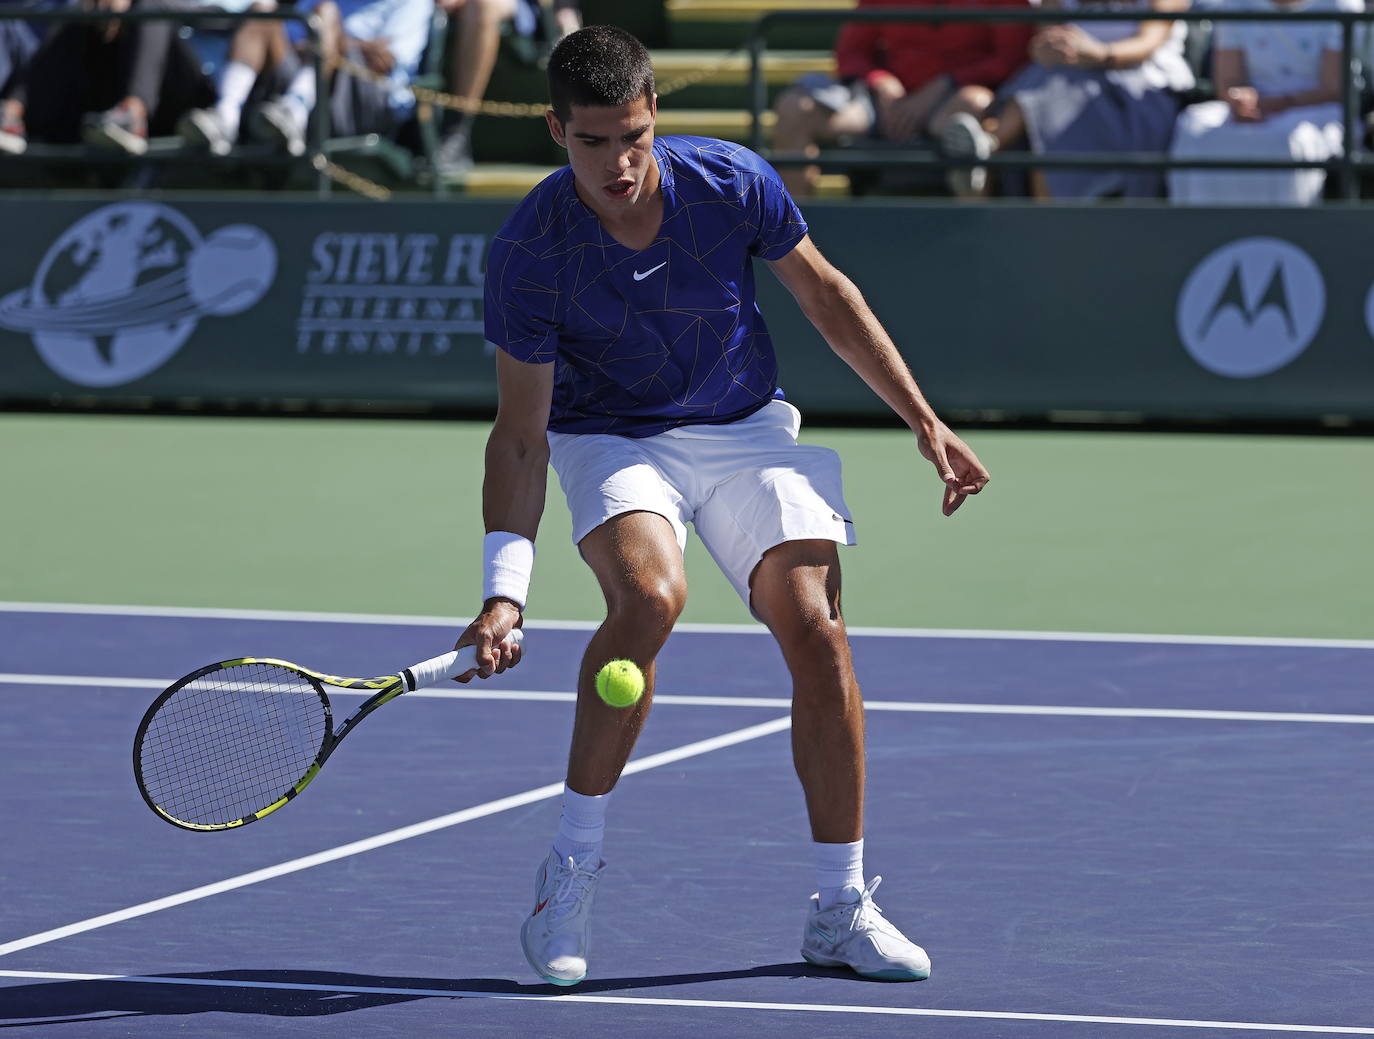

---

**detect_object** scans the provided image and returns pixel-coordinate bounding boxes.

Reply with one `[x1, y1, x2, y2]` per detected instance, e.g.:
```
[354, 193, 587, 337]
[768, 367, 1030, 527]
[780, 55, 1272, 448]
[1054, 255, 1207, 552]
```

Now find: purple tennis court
[1, 604, 1371, 1037]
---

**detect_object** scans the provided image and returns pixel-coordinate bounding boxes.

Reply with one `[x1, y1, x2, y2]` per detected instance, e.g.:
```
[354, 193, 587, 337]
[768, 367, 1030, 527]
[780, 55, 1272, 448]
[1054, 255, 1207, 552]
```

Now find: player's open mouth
[604, 180, 634, 200]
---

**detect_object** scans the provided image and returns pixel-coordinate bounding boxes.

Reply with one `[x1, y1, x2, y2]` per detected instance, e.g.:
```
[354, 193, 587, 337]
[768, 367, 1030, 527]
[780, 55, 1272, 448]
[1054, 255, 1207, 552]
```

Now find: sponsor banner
[0, 199, 511, 407]
[761, 205, 1374, 421]
[1, 198, 1372, 421]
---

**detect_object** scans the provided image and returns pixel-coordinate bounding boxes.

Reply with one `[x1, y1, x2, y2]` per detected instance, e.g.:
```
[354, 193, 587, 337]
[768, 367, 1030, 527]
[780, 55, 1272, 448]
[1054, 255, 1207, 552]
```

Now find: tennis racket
[133, 631, 524, 832]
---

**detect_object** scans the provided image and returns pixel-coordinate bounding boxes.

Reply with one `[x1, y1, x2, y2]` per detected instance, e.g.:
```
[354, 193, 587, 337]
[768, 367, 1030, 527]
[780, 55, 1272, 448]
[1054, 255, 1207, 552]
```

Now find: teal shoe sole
[857, 966, 931, 982]
[542, 974, 586, 987]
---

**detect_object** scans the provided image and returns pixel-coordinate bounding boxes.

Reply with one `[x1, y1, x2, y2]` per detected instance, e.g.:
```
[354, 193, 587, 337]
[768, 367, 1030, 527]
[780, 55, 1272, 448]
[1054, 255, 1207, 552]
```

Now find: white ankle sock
[552, 786, 608, 862]
[215, 61, 257, 137]
[284, 68, 317, 116]
[815, 838, 865, 909]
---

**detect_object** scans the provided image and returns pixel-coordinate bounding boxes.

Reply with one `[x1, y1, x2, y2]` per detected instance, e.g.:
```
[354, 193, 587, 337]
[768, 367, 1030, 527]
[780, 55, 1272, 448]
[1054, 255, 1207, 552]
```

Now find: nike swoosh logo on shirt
[633, 261, 667, 281]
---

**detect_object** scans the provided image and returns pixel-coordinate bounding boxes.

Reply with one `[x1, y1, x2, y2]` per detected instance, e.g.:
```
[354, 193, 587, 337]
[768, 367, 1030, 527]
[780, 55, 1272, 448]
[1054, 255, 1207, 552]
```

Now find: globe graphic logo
[0, 202, 276, 387]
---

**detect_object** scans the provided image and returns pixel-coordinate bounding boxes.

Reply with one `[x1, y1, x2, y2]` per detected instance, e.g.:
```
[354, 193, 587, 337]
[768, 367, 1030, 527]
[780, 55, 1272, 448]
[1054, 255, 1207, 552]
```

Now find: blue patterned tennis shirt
[483, 136, 809, 437]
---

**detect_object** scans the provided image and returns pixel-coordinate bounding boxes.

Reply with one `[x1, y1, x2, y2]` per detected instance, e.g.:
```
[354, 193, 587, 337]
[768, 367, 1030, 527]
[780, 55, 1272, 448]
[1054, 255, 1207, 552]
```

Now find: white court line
[1, 600, 1371, 649]
[0, 715, 791, 959]
[4, 673, 1373, 726]
[1, 971, 1372, 1035]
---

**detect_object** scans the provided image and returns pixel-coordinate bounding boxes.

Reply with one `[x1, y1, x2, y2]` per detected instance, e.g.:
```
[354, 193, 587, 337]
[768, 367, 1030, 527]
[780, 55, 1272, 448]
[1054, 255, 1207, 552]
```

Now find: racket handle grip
[402, 629, 525, 691]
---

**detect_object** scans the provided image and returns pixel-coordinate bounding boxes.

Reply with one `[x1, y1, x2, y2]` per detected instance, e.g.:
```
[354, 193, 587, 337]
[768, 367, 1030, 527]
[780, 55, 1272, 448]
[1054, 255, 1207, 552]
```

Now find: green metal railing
[748, 6, 1374, 199]
[0, 7, 332, 194]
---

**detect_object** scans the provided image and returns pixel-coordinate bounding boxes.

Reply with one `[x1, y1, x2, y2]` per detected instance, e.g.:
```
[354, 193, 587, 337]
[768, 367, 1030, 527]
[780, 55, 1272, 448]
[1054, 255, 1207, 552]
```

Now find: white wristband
[483, 531, 535, 610]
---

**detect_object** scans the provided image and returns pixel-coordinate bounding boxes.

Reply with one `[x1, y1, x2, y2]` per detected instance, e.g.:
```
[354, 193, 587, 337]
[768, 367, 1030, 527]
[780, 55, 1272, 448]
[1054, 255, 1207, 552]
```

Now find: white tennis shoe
[941, 111, 994, 198]
[801, 876, 931, 981]
[520, 849, 604, 986]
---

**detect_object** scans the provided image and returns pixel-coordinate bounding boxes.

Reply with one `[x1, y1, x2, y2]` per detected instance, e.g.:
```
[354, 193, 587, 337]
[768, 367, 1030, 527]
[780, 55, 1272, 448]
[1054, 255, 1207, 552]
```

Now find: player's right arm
[454, 351, 555, 679]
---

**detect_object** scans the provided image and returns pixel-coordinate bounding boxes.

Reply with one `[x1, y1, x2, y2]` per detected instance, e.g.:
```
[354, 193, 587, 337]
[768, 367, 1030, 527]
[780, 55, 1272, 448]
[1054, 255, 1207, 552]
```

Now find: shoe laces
[546, 855, 598, 923]
[841, 876, 902, 939]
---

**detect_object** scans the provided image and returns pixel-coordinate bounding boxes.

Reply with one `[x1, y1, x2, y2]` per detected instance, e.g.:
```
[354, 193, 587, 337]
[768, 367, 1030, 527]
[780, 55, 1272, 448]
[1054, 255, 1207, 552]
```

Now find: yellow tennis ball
[595, 659, 645, 708]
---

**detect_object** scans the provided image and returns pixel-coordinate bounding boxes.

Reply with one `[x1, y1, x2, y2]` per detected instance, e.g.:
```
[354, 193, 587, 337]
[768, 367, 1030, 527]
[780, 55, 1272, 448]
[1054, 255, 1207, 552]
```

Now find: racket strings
[137, 663, 330, 827]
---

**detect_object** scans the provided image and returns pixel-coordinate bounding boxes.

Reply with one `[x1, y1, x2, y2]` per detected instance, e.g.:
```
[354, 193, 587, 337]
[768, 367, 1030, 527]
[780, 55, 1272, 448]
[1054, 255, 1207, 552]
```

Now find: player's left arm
[767, 235, 989, 516]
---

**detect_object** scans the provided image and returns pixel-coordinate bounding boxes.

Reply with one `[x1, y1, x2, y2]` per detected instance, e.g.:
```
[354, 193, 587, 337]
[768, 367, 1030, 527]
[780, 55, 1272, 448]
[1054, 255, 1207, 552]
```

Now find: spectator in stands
[0, 0, 65, 154]
[179, 0, 433, 156]
[431, 0, 578, 180]
[5, 0, 219, 155]
[771, 0, 1035, 198]
[942, 0, 1195, 199]
[548, 0, 578, 40]
[430, 0, 522, 179]
[1169, 0, 1358, 205]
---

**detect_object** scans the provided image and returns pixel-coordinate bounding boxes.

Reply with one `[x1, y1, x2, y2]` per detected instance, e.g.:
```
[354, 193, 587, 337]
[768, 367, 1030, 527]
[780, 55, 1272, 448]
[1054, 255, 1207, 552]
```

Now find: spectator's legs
[21, 25, 117, 143]
[76, 0, 215, 151]
[435, 0, 517, 177]
[276, 1, 343, 121]
[114, 4, 178, 126]
[942, 92, 1048, 199]
[980, 99, 1050, 199]
[248, 2, 345, 156]
[0, 20, 40, 100]
[0, 23, 34, 152]
[214, 6, 295, 136]
[446, 0, 514, 120]
[0, 97, 24, 153]
[173, 3, 284, 152]
[551, 0, 581, 41]
[927, 84, 993, 139]
[987, 98, 1026, 152]
[310, 0, 346, 76]
[772, 86, 873, 196]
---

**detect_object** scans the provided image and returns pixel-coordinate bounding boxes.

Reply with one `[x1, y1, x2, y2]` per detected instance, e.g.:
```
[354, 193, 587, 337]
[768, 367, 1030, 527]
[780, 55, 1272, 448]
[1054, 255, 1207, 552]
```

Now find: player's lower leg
[751, 539, 930, 981]
[563, 620, 662, 795]
[564, 511, 685, 795]
[522, 511, 685, 985]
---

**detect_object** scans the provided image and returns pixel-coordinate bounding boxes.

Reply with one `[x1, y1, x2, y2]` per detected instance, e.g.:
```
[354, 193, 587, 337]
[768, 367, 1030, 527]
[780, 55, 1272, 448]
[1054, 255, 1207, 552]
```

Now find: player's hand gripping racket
[133, 631, 524, 832]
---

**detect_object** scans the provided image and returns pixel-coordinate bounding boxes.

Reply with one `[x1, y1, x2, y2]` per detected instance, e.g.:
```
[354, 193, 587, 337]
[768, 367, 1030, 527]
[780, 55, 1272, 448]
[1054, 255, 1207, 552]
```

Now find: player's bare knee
[605, 575, 686, 637]
[775, 606, 850, 669]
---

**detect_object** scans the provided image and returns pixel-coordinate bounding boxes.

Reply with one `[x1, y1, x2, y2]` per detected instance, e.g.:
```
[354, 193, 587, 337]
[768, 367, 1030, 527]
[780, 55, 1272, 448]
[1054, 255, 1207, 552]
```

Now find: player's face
[547, 95, 658, 212]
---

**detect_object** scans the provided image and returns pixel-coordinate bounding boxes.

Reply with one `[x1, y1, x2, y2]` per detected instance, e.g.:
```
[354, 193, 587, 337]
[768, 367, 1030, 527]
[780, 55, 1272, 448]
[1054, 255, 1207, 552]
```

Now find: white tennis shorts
[547, 399, 856, 608]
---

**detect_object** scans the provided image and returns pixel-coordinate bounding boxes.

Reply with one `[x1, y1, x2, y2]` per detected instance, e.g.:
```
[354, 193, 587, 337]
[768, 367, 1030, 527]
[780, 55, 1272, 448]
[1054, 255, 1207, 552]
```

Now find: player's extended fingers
[943, 484, 967, 516]
[933, 446, 961, 488]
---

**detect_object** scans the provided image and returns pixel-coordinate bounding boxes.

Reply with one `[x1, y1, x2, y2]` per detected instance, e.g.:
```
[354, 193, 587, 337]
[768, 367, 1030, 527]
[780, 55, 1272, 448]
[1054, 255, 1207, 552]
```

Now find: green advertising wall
[2, 197, 1372, 422]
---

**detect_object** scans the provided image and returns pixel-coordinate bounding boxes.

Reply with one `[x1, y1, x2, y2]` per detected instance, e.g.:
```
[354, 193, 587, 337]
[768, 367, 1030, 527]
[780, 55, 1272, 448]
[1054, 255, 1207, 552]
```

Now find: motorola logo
[1176, 237, 1325, 378]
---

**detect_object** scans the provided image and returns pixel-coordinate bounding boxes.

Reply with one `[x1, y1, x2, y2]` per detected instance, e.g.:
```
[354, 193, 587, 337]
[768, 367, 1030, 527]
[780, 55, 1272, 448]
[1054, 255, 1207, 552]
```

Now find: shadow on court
[0, 962, 873, 1026]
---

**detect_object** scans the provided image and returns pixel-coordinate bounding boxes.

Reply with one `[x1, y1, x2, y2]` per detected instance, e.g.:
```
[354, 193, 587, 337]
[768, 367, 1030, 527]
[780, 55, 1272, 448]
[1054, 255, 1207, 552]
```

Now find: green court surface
[2, 412, 1369, 639]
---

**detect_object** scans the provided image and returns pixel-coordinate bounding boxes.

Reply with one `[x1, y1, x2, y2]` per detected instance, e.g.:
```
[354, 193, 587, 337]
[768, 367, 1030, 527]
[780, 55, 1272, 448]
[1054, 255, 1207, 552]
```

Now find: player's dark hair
[547, 25, 655, 125]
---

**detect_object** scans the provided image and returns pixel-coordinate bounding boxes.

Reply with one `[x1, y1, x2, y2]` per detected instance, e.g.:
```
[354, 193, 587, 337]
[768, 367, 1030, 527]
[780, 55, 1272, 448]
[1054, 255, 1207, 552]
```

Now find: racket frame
[133, 635, 519, 832]
[133, 659, 408, 832]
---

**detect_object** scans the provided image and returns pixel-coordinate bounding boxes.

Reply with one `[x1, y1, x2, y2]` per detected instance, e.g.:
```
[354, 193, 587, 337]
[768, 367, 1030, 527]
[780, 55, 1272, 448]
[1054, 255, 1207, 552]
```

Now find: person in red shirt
[772, 0, 1034, 196]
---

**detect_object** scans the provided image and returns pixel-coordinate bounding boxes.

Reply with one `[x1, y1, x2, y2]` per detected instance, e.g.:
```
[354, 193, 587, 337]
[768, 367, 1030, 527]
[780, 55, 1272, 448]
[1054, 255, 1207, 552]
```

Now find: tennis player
[456, 25, 989, 987]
